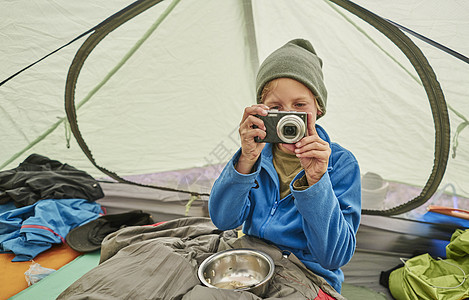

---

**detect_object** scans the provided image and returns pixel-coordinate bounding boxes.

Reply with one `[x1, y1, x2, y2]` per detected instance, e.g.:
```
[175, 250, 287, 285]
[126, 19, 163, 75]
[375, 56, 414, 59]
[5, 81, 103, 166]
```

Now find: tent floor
[95, 181, 460, 299]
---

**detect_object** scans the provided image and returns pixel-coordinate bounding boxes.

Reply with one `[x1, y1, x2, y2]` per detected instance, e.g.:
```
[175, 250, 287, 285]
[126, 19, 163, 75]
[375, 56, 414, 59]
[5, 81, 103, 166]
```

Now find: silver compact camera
[255, 110, 307, 144]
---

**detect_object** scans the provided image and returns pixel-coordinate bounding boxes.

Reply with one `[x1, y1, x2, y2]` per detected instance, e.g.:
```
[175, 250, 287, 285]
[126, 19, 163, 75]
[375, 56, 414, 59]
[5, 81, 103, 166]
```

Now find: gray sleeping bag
[57, 217, 344, 300]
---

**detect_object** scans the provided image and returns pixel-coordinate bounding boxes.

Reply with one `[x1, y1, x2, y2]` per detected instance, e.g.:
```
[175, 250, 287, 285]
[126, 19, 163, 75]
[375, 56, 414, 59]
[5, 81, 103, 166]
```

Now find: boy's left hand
[293, 112, 331, 185]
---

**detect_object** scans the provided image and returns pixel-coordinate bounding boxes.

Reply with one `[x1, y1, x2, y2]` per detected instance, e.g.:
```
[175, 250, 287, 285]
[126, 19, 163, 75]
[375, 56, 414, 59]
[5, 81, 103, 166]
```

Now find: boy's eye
[295, 103, 305, 107]
[269, 106, 280, 110]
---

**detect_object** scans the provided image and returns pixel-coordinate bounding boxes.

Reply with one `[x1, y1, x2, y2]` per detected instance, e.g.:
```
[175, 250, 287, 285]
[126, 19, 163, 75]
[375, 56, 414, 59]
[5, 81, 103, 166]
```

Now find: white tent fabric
[1, 0, 468, 213]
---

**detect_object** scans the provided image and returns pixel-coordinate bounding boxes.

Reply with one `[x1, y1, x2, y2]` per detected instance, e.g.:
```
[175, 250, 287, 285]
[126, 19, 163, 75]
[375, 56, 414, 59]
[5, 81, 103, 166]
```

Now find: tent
[1, 0, 468, 298]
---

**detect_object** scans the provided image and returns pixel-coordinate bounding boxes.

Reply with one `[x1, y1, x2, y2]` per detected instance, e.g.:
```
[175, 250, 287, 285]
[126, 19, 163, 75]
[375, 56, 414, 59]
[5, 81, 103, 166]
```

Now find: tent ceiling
[1, 0, 468, 212]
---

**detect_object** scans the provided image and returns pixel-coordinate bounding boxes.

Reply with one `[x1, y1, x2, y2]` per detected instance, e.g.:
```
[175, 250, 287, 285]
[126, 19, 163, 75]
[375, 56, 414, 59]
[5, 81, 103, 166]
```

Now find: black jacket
[0, 154, 104, 207]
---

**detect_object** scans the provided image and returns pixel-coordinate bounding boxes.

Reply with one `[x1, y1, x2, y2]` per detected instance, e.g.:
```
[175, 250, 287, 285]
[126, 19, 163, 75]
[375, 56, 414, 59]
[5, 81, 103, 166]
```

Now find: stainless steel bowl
[198, 248, 275, 296]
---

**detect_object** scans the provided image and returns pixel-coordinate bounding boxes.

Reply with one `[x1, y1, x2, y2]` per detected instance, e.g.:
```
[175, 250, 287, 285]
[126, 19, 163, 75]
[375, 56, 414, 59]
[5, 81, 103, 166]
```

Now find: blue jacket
[0, 198, 103, 261]
[209, 125, 361, 293]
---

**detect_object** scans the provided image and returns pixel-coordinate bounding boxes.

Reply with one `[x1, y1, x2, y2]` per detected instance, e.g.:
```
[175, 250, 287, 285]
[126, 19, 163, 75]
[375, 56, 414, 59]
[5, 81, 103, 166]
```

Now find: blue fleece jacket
[0, 198, 103, 261]
[209, 125, 361, 293]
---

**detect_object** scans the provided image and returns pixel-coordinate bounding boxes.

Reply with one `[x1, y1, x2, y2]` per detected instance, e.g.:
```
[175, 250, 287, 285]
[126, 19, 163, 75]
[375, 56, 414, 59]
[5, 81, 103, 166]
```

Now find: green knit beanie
[256, 39, 327, 118]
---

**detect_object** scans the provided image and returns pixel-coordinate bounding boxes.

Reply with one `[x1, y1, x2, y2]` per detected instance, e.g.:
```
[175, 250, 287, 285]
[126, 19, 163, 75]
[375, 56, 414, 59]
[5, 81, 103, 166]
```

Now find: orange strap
[427, 205, 469, 221]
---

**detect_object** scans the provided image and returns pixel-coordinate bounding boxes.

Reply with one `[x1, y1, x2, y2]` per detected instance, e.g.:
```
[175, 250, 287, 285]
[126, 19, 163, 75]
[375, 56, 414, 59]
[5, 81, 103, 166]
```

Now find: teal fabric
[9, 251, 100, 300]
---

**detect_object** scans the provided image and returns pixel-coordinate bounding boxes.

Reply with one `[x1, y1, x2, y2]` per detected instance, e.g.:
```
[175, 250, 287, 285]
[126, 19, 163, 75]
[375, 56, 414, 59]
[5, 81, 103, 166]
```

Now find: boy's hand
[236, 104, 269, 174]
[293, 112, 331, 185]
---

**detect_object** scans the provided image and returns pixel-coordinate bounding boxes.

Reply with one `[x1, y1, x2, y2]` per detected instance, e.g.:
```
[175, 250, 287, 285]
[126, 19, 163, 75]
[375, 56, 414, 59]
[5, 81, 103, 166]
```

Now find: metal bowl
[198, 248, 275, 296]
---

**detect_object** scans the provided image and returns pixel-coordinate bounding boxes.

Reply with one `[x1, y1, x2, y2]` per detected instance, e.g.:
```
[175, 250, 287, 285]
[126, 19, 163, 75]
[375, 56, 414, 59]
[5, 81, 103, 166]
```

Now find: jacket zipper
[259, 193, 283, 239]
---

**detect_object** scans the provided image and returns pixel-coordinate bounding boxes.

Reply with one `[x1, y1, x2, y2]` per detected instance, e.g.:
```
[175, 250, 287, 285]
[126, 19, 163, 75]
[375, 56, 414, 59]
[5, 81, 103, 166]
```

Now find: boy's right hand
[236, 104, 269, 174]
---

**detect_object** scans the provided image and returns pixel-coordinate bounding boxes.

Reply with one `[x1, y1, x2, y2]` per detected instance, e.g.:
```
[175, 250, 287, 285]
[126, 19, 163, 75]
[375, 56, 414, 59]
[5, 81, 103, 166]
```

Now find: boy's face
[262, 77, 319, 154]
[262, 78, 319, 115]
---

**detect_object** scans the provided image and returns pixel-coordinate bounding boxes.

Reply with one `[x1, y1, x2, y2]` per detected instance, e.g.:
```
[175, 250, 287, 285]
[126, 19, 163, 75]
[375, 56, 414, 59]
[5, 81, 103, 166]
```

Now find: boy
[209, 39, 361, 293]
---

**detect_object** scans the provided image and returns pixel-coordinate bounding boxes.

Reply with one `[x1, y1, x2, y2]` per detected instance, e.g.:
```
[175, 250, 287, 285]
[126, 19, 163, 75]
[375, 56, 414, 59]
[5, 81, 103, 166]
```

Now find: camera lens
[283, 125, 297, 136]
[276, 114, 306, 144]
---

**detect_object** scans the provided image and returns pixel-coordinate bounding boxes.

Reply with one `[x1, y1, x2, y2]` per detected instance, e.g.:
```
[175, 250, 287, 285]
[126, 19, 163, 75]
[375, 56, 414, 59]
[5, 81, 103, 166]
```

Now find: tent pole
[242, 0, 260, 72]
